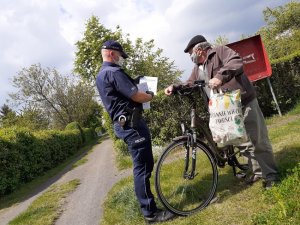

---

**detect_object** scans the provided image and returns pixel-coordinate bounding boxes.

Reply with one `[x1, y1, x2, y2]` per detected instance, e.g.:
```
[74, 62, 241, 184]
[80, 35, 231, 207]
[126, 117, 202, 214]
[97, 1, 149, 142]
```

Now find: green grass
[116, 154, 132, 170]
[0, 137, 100, 210]
[101, 104, 300, 225]
[286, 102, 300, 115]
[8, 179, 80, 225]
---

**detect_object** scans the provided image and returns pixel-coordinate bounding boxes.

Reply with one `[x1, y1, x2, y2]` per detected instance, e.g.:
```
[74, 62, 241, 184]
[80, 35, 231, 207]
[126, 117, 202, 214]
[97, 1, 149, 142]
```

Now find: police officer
[96, 40, 175, 223]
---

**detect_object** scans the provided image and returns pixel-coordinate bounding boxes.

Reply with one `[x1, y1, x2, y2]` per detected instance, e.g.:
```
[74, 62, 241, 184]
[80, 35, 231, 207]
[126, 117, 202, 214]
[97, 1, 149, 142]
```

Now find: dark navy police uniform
[96, 61, 158, 217]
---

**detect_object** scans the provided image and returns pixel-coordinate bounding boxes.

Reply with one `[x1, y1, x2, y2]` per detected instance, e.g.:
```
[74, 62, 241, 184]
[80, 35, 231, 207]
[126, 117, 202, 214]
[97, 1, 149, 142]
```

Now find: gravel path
[0, 137, 131, 225]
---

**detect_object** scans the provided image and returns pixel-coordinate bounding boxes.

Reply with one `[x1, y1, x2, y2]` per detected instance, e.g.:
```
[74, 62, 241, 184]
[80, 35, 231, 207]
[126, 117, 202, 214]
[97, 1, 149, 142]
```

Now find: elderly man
[165, 35, 279, 189]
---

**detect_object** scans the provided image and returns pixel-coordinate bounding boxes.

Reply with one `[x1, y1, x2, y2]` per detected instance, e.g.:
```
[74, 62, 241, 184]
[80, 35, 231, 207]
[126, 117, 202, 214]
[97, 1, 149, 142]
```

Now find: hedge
[0, 123, 96, 196]
[254, 51, 300, 116]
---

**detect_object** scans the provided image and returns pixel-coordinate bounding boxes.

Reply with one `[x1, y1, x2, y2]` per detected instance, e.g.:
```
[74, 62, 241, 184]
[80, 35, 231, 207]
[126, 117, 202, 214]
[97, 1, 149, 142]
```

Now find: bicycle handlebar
[174, 80, 208, 96]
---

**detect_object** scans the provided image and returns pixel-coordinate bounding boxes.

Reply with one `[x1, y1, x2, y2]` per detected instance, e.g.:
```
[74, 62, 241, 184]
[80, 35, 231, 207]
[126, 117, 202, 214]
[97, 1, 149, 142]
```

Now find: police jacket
[96, 62, 142, 122]
[186, 45, 256, 106]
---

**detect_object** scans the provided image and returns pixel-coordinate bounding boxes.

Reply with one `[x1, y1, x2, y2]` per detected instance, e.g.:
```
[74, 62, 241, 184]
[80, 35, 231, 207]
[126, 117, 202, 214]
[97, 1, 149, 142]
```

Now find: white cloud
[0, 0, 291, 108]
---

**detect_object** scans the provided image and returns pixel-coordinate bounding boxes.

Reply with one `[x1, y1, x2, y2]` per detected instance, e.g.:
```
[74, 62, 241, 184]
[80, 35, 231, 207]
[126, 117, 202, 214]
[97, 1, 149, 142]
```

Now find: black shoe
[263, 180, 279, 190]
[245, 174, 262, 185]
[144, 209, 176, 224]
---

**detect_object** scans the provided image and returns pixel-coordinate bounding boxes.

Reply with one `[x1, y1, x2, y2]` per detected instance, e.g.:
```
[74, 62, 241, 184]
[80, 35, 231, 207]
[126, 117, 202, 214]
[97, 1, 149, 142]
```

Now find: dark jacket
[186, 45, 256, 105]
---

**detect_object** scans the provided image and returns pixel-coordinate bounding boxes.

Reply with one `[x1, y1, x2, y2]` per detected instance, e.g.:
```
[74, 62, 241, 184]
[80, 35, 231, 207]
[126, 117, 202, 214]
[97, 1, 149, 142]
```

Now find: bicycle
[154, 80, 249, 216]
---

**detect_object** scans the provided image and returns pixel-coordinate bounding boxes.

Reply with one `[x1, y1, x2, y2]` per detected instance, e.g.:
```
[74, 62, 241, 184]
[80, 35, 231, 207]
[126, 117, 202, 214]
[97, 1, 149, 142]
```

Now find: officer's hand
[146, 90, 154, 98]
[208, 78, 222, 89]
[164, 85, 174, 96]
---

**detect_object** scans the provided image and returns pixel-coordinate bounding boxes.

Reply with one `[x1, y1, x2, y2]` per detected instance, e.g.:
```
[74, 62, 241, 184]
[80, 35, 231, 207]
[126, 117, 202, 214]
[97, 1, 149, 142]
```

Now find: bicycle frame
[176, 81, 246, 175]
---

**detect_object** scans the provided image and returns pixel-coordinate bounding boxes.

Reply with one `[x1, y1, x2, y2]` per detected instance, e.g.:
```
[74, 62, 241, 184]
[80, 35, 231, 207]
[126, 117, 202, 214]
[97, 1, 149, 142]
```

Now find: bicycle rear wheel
[155, 140, 218, 216]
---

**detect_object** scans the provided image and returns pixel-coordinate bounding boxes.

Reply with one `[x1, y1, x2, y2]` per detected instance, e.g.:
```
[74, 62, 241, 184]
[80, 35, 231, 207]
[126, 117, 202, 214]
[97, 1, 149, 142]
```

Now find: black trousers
[114, 119, 157, 216]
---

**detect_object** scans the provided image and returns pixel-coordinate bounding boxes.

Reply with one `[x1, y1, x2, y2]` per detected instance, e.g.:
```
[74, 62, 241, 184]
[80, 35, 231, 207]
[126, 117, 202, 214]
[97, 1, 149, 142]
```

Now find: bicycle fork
[183, 107, 198, 180]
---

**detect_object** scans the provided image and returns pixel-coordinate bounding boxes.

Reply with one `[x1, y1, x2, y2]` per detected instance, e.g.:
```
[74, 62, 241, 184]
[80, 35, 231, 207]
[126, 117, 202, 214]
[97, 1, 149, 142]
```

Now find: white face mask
[190, 52, 199, 64]
[115, 56, 125, 67]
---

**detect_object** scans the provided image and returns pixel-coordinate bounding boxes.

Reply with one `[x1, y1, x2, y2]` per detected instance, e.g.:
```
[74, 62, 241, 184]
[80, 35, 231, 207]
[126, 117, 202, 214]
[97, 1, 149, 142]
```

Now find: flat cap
[184, 35, 207, 53]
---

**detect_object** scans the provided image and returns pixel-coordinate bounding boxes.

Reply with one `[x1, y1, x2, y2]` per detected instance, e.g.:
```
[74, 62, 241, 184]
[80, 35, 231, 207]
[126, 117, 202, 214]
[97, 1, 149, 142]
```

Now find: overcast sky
[0, 0, 291, 108]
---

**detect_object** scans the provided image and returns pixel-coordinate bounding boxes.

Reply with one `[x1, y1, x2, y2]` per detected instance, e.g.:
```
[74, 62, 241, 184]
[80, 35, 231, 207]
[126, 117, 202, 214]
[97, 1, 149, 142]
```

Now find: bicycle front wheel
[155, 140, 218, 216]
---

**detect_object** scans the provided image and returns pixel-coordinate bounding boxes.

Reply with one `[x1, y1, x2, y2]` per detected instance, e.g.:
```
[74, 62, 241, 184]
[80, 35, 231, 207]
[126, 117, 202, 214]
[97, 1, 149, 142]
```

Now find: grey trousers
[238, 98, 278, 181]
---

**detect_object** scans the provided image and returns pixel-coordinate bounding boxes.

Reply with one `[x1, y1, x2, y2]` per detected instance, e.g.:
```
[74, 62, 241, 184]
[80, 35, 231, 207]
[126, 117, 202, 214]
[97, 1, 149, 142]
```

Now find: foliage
[0, 127, 84, 196]
[0, 107, 50, 130]
[102, 111, 116, 141]
[126, 38, 182, 90]
[258, 1, 300, 60]
[254, 51, 300, 116]
[9, 64, 103, 129]
[113, 139, 129, 156]
[0, 104, 13, 120]
[74, 16, 132, 83]
[65, 121, 85, 143]
[73, 16, 182, 90]
[253, 165, 300, 224]
[0, 111, 18, 128]
[144, 90, 207, 146]
[213, 35, 229, 45]
[82, 127, 96, 143]
[95, 126, 105, 135]
[65, 121, 82, 130]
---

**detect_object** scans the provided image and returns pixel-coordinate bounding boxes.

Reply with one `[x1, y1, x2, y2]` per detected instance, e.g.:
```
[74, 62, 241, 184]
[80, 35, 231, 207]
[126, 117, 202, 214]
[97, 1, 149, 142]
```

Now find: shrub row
[255, 51, 300, 116]
[0, 123, 96, 196]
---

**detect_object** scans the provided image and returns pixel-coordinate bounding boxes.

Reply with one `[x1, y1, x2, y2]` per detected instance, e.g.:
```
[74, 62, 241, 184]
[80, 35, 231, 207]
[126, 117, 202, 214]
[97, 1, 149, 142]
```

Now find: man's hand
[208, 78, 222, 89]
[164, 85, 174, 96]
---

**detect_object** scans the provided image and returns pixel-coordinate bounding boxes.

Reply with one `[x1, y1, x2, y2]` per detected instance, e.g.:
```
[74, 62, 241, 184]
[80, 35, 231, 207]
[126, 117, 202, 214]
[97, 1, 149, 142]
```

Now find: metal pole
[266, 77, 282, 117]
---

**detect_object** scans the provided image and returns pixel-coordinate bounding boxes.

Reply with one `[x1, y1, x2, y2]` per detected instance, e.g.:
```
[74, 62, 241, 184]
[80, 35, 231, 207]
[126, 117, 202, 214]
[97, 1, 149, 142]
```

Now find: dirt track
[0, 137, 131, 225]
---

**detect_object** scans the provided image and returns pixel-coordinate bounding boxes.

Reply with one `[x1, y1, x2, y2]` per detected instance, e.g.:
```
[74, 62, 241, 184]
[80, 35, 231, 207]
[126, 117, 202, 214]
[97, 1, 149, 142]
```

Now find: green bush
[103, 112, 116, 141]
[254, 51, 300, 116]
[0, 127, 82, 196]
[113, 139, 129, 156]
[83, 128, 96, 143]
[95, 126, 105, 136]
[65, 121, 85, 144]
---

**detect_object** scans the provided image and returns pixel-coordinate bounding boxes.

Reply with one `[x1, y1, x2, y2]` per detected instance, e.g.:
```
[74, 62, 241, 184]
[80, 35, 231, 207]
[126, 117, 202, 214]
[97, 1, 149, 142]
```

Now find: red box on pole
[227, 34, 272, 82]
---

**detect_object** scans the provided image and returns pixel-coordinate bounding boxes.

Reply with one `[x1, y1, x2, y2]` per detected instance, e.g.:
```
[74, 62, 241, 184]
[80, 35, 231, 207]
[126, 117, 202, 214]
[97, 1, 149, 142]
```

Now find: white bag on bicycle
[208, 89, 247, 146]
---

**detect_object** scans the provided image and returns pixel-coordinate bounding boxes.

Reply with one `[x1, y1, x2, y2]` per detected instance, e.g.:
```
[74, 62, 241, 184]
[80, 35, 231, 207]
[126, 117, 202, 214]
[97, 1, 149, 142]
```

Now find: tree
[126, 38, 182, 90]
[258, 1, 300, 59]
[213, 35, 229, 45]
[73, 16, 182, 90]
[0, 104, 17, 128]
[10, 64, 103, 129]
[74, 16, 132, 84]
[0, 104, 13, 119]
